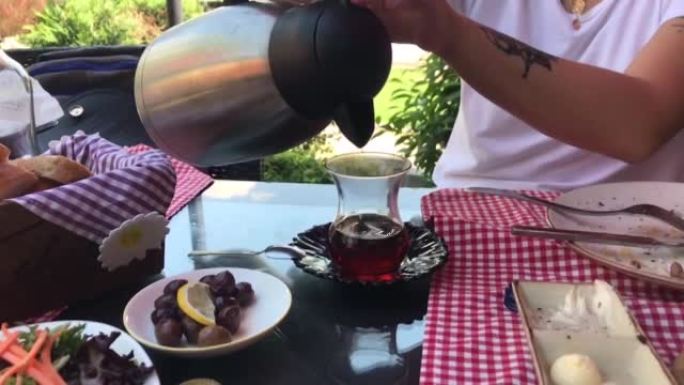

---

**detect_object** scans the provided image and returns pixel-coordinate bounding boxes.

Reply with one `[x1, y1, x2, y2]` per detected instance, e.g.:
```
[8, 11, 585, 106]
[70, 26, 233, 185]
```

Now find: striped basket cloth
[11, 131, 176, 244]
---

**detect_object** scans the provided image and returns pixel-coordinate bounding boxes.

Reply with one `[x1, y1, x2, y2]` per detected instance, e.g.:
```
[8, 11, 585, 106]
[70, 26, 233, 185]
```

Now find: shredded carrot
[0, 332, 18, 356]
[0, 350, 53, 385]
[23, 331, 47, 366]
[0, 330, 47, 384]
[37, 335, 65, 385]
[0, 325, 65, 385]
[0, 325, 10, 339]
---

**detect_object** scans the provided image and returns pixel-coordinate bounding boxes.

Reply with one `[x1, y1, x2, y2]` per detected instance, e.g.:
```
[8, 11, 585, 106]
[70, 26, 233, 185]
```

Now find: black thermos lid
[269, 0, 392, 148]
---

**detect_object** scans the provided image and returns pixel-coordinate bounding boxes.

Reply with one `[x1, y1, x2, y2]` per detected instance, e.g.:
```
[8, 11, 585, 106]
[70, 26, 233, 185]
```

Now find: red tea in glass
[329, 213, 409, 281]
[325, 152, 412, 282]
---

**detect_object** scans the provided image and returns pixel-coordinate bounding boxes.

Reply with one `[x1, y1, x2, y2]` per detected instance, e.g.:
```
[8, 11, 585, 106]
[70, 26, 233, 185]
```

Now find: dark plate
[290, 222, 449, 286]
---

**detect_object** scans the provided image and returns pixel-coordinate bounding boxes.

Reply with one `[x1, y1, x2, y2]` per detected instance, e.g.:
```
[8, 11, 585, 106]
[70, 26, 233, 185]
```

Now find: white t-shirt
[433, 0, 684, 191]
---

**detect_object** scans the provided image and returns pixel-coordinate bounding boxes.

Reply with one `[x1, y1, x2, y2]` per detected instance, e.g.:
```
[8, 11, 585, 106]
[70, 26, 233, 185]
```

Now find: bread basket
[1, 132, 176, 321]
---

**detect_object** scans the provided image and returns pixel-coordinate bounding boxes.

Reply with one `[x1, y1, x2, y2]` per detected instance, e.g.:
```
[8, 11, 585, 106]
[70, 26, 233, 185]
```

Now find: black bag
[26, 46, 151, 149]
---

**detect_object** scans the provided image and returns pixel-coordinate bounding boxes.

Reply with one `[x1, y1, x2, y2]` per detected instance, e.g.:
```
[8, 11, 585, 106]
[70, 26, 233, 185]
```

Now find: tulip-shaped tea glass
[325, 153, 412, 282]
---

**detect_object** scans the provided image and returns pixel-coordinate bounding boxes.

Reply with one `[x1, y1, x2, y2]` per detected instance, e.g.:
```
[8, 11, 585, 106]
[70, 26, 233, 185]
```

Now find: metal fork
[188, 245, 309, 259]
[465, 187, 684, 232]
[511, 225, 684, 248]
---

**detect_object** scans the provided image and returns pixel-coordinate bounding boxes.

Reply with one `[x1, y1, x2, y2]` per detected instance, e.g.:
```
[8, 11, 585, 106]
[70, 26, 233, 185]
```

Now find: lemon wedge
[177, 282, 216, 326]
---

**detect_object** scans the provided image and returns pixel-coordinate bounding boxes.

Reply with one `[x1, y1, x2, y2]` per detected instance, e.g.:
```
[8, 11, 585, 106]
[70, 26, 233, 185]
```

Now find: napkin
[0, 50, 63, 139]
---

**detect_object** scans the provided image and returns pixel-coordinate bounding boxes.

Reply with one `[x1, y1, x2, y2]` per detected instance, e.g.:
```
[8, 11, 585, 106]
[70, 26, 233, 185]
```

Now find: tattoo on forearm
[481, 27, 557, 79]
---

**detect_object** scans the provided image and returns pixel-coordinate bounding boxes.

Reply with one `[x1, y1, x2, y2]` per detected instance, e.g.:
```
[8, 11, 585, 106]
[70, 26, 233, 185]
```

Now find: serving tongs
[511, 226, 684, 249]
[466, 187, 684, 232]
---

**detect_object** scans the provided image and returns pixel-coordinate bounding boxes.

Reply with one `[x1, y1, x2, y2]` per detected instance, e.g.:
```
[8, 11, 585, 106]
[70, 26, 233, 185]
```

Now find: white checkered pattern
[129, 144, 213, 218]
[420, 189, 684, 385]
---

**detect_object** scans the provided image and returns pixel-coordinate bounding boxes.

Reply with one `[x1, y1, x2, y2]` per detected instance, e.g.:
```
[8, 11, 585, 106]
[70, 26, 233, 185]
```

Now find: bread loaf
[0, 144, 92, 199]
[0, 143, 39, 200]
[0, 143, 10, 162]
[11, 155, 91, 185]
[0, 162, 39, 200]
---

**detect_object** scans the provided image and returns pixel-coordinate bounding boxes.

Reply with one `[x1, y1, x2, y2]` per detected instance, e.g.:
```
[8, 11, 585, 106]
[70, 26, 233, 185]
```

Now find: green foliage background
[264, 55, 460, 184]
[263, 132, 334, 184]
[21, 0, 204, 47]
[379, 55, 459, 177]
[126, 0, 204, 29]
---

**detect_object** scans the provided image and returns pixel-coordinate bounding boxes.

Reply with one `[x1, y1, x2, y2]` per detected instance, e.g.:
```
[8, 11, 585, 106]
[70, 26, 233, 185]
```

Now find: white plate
[548, 182, 684, 289]
[513, 281, 678, 385]
[123, 268, 292, 358]
[7, 320, 160, 385]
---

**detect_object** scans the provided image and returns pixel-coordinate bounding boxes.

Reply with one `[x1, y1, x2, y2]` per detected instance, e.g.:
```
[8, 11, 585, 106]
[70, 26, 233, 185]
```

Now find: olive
[214, 271, 236, 290]
[163, 279, 188, 295]
[209, 282, 224, 296]
[155, 319, 183, 346]
[216, 305, 241, 334]
[197, 325, 232, 347]
[150, 308, 177, 324]
[213, 296, 239, 311]
[209, 282, 236, 298]
[199, 275, 216, 286]
[154, 294, 178, 310]
[235, 282, 255, 306]
[181, 316, 204, 344]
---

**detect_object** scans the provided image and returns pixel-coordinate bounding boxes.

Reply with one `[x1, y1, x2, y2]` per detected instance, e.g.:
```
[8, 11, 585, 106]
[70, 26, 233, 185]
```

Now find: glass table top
[63, 181, 434, 385]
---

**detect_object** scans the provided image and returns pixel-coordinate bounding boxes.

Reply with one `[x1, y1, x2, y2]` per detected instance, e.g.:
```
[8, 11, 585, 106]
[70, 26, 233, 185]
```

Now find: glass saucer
[290, 222, 448, 286]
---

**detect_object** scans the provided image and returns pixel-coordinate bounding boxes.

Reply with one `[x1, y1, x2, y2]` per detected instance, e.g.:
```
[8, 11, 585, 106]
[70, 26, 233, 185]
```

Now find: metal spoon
[188, 245, 308, 260]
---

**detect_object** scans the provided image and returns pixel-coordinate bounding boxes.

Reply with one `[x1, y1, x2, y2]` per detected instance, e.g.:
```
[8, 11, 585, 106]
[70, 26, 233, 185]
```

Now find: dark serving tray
[290, 222, 449, 286]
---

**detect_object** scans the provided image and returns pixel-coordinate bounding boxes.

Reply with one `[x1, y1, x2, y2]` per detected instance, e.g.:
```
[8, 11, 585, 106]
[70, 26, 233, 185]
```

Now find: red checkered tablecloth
[420, 189, 684, 385]
[128, 144, 214, 218]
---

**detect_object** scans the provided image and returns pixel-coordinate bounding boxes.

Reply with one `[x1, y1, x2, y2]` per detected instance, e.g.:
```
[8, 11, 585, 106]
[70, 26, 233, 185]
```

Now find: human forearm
[429, 14, 674, 162]
[352, 0, 684, 161]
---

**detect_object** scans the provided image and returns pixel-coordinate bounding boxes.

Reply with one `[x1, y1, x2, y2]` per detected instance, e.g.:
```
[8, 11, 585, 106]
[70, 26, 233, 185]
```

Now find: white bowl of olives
[123, 268, 292, 357]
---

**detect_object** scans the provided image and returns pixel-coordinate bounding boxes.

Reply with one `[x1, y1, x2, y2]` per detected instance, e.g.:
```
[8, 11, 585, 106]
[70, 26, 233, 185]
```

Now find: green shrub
[374, 66, 424, 124]
[263, 133, 335, 184]
[125, 0, 204, 30]
[21, 0, 204, 47]
[263, 149, 332, 184]
[379, 54, 460, 177]
[22, 0, 138, 47]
